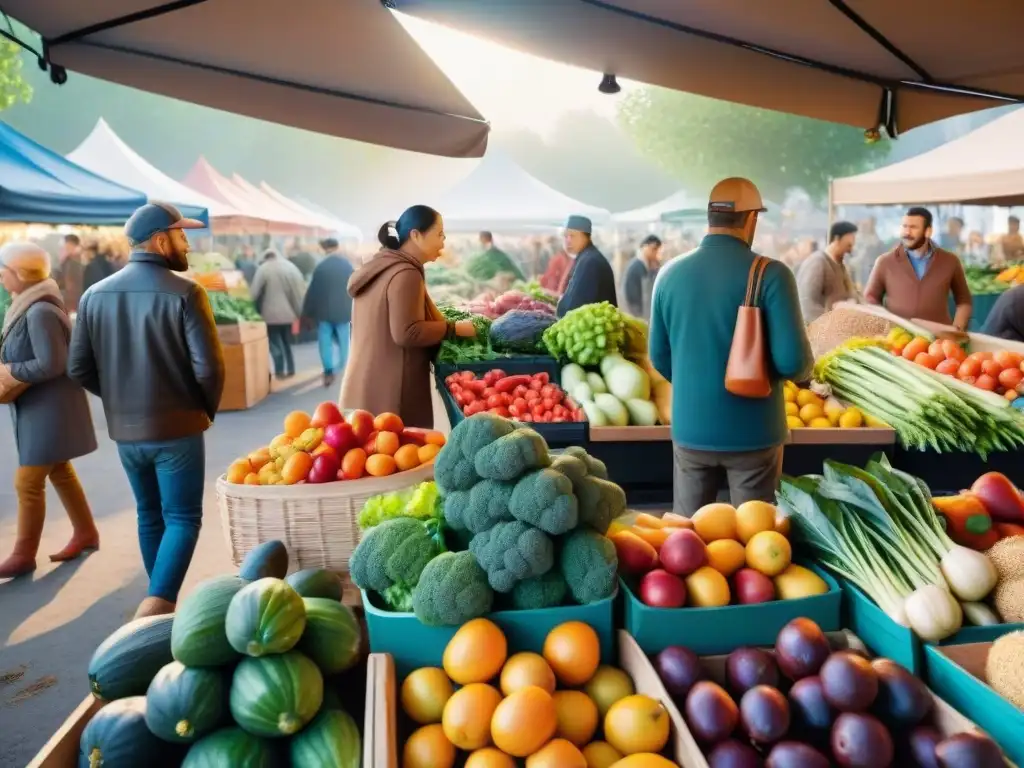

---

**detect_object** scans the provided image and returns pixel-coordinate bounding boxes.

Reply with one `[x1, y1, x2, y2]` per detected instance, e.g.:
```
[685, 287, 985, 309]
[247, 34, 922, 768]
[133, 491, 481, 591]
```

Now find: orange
[691, 503, 737, 542]
[283, 410, 312, 439]
[581, 740, 623, 768]
[441, 683, 502, 751]
[705, 539, 746, 577]
[376, 430, 401, 456]
[745, 530, 792, 576]
[403, 723, 456, 768]
[553, 690, 599, 746]
[735, 500, 777, 543]
[226, 459, 252, 484]
[374, 411, 405, 433]
[424, 430, 447, 446]
[543, 621, 600, 686]
[243, 473, 260, 486]
[491, 685, 558, 757]
[340, 447, 367, 480]
[465, 748, 517, 768]
[280, 451, 313, 485]
[500, 652, 556, 696]
[607, 755, 680, 768]
[247, 447, 272, 471]
[365, 453, 397, 477]
[394, 443, 422, 471]
[418, 443, 442, 463]
[604, 695, 670, 756]
[443, 618, 507, 685]
[401, 667, 454, 725]
[526, 738, 587, 768]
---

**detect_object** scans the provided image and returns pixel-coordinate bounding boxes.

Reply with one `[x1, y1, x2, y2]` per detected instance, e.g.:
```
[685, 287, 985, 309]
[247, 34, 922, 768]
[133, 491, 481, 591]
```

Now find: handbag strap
[743, 257, 770, 308]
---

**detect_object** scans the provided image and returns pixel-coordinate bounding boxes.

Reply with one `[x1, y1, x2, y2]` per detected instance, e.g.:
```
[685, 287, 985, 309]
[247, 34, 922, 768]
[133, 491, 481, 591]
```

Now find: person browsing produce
[342, 205, 475, 427]
[864, 206, 973, 330]
[302, 237, 354, 389]
[983, 283, 1024, 342]
[620, 234, 662, 322]
[556, 215, 617, 317]
[649, 178, 813, 516]
[796, 220, 859, 323]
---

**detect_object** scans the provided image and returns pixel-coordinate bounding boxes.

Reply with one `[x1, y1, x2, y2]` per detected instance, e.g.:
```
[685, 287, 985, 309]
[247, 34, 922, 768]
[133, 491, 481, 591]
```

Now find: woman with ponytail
[341, 206, 475, 427]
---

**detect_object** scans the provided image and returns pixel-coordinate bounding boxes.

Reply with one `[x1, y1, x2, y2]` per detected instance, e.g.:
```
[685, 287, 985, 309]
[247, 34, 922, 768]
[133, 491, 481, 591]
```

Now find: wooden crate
[26, 696, 103, 768]
[218, 322, 270, 412]
[588, 424, 896, 445]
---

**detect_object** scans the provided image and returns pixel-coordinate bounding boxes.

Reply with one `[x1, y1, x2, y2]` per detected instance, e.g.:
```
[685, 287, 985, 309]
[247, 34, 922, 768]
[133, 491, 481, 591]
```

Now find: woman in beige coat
[342, 206, 475, 427]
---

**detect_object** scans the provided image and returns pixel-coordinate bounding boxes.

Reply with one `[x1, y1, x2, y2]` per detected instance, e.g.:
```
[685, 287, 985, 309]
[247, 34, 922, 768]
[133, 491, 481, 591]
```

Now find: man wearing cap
[302, 237, 355, 388]
[556, 215, 617, 317]
[68, 202, 225, 618]
[650, 178, 813, 515]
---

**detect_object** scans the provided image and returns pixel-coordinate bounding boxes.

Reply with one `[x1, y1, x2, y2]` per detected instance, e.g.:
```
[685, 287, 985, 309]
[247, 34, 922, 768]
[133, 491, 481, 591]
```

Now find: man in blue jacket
[556, 215, 617, 317]
[302, 237, 354, 388]
[650, 178, 813, 515]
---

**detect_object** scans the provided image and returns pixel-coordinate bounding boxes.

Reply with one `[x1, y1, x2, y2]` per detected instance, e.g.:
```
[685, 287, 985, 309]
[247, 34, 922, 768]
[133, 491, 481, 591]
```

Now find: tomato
[540, 384, 557, 398]
[520, 413, 533, 422]
[914, 352, 941, 370]
[459, 371, 475, 382]
[541, 397, 556, 410]
[461, 390, 477, 404]
[490, 369, 507, 381]
[493, 406, 511, 418]
[463, 379, 486, 395]
[552, 417, 566, 423]
[513, 397, 529, 412]
[941, 339, 967, 362]
[935, 358, 960, 376]
[574, 409, 586, 422]
[513, 385, 528, 398]
[902, 337, 930, 361]
[445, 374, 456, 385]
[541, 411, 554, 422]
[499, 393, 513, 406]
[969, 351, 994, 363]
[995, 350, 1023, 369]
[533, 372, 550, 385]
[524, 389, 541, 402]
[449, 383, 462, 395]
[981, 359, 1004, 378]
[927, 340, 945, 359]
[532, 404, 547, 419]
[486, 394, 503, 409]
[529, 378, 544, 391]
[482, 386, 496, 398]
[509, 403, 522, 417]
[998, 367, 1023, 390]
[975, 374, 998, 392]
[958, 358, 982, 379]
[553, 404, 568, 419]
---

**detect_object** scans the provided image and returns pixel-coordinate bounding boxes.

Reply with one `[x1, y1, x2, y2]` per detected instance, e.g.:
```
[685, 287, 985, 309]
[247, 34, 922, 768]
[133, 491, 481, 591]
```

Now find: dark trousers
[267, 323, 295, 377]
[672, 443, 784, 516]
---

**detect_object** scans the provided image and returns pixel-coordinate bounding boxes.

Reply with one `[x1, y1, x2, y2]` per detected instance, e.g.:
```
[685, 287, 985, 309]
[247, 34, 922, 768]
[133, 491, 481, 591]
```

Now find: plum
[766, 741, 831, 768]
[774, 618, 831, 681]
[788, 676, 834, 731]
[906, 726, 942, 768]
[740, 685, 790, 745]
[820, 651, 878, 713]
[685, 681, 739, 745]
[831, 712, 894, 768]
[656, 645, 704, 699]
[708, 739, 763, 768]
[935, 732, 1005, 767]
[726, 648, 780, 696]
[871, 658, 932, 727]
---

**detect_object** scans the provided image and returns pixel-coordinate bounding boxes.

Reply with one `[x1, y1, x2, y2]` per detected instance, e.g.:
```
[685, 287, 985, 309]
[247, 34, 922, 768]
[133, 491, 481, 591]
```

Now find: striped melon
[296, 598, 361, 675]
[88, 614, 174, 701]
[225, 578, 306, 657]
[289, 708, 360, 767]
[229, 651, 323, 737]
[172, 576, 246, 667]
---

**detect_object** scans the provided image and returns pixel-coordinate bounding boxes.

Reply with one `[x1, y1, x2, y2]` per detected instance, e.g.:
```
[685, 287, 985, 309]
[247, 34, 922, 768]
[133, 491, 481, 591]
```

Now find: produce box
[925, 642, 1024, 766]
[621, 564, 842, 655]
[361, 589, 616, 678]
[434, 354, 560, 381]
[216, 320, 270, 411]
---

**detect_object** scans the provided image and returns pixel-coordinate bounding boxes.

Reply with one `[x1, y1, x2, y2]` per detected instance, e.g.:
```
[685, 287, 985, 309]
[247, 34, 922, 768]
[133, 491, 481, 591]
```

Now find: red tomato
[981, 359, 1004, 378]
[552, 417, 566, 423]
[928, 340, 945, 359]
[513, 385, 529, 398]
[486, 394, 503, 409]
[524, 389, 541, 402]
[520, 413, 533, 422]
[541, 397, 556, 410]
[491, 369, 507, 381]
[902, 337, 930, 361]
[509, 403, 522, 417]
[462, 390, 477, 404]
[995, 350, 1023, 369]
[935, 358, 960, 376]
[533, 372, 550, 385]
[513, 397, 529, 412]
[914, 352, 941, 370]
[958, 358, 982, 379]
[553, 404, 568, 418]
[459, 371, 475, 382]
[482, 386, 496, 398]
[998, 367, 1023, 390]
[941, 340, 967, 362]
[532, 404, 547, 419]
[463, 379, 486, 395]
[499, 393, 513, 406]
[529, 378, 544, 392]
[975, 374, 998, 391]
[540, 384, 557, 398]
[969, 351, 994, 363]
[541, 411, 554, 422]
[493, 406, 511, 418]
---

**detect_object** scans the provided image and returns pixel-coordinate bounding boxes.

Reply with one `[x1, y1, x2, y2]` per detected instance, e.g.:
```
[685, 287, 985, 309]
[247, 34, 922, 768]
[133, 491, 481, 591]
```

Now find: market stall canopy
[0, 120, 146, 225]
[613, 190, 699, 224]
[260, 183, 362, 239]
[292, 195, 363, 242]
[831, 107, 1024, 206]
[3, 0, 489, 158]
[432, 150, 609, 231]
[183, 157, 298, 233]
[390, 0, 1024, 135]
[231, 174, 318, 229]
[66, 119, 216, 224]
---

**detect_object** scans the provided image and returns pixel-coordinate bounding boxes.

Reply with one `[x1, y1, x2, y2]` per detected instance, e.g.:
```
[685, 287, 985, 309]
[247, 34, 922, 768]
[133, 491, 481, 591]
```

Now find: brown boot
[47, 462, 99, 563]
[2, 467, 48, 578]
[134, 596, 176, 619]
[0, 540, 37, 579]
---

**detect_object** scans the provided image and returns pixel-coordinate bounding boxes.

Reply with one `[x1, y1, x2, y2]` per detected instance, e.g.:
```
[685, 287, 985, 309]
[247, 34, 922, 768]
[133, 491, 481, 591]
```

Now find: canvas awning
[231, 174, 318, 229]
[260, 183, 362, 239]
[613, 190, 699, 224]
[391, 0, 1024, 135]
[831, 107, 1024, 206]
[3, 0, 489, 158]
[183, 157, 301, 234]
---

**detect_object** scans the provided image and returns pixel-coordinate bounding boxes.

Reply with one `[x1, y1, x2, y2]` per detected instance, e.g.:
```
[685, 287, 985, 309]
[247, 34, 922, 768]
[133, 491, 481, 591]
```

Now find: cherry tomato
[509, 403, 522, 417]
[981, 359, 1004, 378]
[935, 358, 960, 376]
[499, 393, 513, 406]
[459, 371, 475, 382]
[461, 390, 477, 404]
[524, 389, 541, 402]
[553, 404, 568, 419]
[520, 413, 533, 422]
[552, 416, 566, 423]
[486, 394, 503, 409]
[493, 406, 511, 418]
[995, 350, 1023, 369]
[513, 397, 529, 412]
[529, 378, 544, 392]
[914, 352, 941, 370]
[941, 339, 967, 362]
[513, 385, 529, 398]
[542, 397, 556, 410]
[532, 404, 546, 419]
[998, 367, 1023, 390]
[902, 337, 929, 361]
[540, 384, 557, 398]
[541, 411, 554, 422]
[534, 372, 550, 385]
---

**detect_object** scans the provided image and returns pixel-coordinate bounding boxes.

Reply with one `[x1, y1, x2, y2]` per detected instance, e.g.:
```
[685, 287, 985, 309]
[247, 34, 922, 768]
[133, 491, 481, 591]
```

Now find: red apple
[971, 472, 1024, 523]
[310, 401, 344, 428]
[348, 409, 375, 443]
[659, 529, 708, 577]
[734, 568, 776, 605]
[307, 452, 340, 484]
[639, 569, 687, 608]
[323, 422, 358, 454]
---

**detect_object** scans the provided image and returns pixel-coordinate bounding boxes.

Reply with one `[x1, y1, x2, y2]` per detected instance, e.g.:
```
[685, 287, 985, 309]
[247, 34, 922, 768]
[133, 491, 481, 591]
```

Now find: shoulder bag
[725, 256, 772, 398]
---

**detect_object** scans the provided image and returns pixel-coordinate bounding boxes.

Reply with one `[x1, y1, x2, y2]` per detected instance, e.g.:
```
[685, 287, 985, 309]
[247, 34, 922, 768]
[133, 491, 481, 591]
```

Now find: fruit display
[610, 502, 829, 610]
[994, 263, 1024, 288]
[931, 471, 1024, 550]
[890, 330, 1024, 402]
[783, 380, 877, 430]
[398, 618, 681, 768]
[443, 368, 585, 423]
[224, 402, 446, 485]
[561, 354, 665, 427]
[543, 301, 627, 366]
[651, 617, 1010, 768]
[348, 413, 623, 625]
[81, 543, 363, 766]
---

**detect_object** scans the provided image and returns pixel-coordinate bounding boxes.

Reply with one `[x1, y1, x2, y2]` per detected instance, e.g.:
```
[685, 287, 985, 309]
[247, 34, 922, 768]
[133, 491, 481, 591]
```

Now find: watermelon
[296, 598, 361, 675]
[286, 568, 344, 601]
[230, 651, 323, 737]
[88, 614, 174, 700]
[238, 540, 288, 581]
[182, 726, 276, 768]
[145, 661, 228, 743]
[225, 578, 306, 657]
[172, 576, 246, 667]
[289, 709, 361, 767]
[80, 696, 166, 767]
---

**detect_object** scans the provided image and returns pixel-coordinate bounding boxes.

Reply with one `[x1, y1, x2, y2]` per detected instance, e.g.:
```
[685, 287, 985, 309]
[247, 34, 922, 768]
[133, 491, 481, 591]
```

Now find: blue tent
[0, 121, 148, 225]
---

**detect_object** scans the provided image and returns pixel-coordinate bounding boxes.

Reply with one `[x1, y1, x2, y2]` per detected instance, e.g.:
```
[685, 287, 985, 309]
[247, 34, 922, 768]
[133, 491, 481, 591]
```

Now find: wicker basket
[216, 463, 435, 574]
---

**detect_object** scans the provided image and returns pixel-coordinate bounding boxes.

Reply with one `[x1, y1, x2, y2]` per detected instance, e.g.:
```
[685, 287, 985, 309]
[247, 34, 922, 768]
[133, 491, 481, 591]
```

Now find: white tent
[293, 196, 363, 242]
[612, 190, 698, 224]
[431, 150, 609, 232]
[832, 107, 1024, 207]
[66, 118, 231, 219]
[260, 182, 362, 240]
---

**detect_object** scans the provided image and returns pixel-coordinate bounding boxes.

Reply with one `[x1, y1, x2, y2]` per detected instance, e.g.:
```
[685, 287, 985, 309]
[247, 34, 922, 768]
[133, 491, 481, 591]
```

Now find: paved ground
[0, 343, 384, 765]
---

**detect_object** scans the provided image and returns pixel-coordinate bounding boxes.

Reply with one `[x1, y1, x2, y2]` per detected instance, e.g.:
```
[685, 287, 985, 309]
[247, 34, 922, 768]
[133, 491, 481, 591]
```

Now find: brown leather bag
[725, 256, 772, 398]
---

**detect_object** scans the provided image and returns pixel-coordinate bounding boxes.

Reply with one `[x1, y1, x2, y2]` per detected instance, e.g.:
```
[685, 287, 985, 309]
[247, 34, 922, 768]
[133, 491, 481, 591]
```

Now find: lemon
[808, 417, 833, 428]
[783, 387, 797, 404]
[799, 403, 824, 423]
[786, 415, 805, 429]
[823, 399, 844, 426]
[784, 402, 799, 417]
[839, 408, 864, 428]
[864, 413, 889, 428]
[796, 389, 821, 408]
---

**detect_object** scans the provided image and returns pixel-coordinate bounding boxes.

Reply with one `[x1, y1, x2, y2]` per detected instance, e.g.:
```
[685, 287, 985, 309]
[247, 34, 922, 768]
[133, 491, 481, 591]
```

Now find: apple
[659, 529, 708, 577]
[310, 401, 344, 428]
[734, 568, 776, 605]
[639, 569, 687, 608]
[307, 452, 340, 484]
[323, 422, 358, 454]
[363, 430, 380, 454]
[348, 409, 375, 443]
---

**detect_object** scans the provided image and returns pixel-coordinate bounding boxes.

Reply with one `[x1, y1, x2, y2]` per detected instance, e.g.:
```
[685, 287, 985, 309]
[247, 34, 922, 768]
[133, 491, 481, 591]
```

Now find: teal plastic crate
[924, 643, 1024, 766]
[621, 563, 841, 655]
[362, 589, 616, 679]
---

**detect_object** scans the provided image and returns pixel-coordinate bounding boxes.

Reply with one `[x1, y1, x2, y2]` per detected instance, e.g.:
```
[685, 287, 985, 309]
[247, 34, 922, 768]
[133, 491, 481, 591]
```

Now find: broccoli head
[348, 516, 442, 594]
[511, 570, 568, 611]
[550, 454, 625, 534]
[564, 446, 609, 479]
[509, 468, 579, 535]
[443, 489, 470, 531]
[474, 428, 551, 482]
[435, 413, 515, 492]
[464, 479, 516, 534]
[469, 520, 554, 593]
[412, 551, 494, 626]
[550, 454, 589, 484]
[560, 529, 618, 605]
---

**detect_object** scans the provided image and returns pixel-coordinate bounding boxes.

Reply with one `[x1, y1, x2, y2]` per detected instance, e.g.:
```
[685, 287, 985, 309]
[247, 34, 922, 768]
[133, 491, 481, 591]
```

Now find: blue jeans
[318, 321, 350, 375]
[117, 434, 205, 602]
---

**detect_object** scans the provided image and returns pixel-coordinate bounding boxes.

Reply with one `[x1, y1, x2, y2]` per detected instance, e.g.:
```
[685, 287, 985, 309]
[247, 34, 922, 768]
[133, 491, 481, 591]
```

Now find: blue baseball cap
[124, 201, 204, 246]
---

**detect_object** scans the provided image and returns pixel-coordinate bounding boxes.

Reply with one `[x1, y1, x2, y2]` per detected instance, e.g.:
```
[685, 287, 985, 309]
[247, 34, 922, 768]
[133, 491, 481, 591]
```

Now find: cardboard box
[217, 322, 270, 412]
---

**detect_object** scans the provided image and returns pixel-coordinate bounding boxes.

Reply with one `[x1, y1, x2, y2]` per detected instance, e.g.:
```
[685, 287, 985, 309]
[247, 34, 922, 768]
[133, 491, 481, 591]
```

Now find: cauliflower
[348, 517, 442, 598]
[509, 468, 579, 535]
[474, 428, 550, 482]
[560, 529, 618, 605]
[412, 551, 494, 626]
[435, 413, 515, 492]
[511, 570, 568, 611]
[469, 520, 555, 593]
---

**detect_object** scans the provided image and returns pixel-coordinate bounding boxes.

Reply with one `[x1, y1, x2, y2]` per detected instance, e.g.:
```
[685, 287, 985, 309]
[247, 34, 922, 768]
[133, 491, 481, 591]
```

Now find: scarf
[1, 278, 68, 342]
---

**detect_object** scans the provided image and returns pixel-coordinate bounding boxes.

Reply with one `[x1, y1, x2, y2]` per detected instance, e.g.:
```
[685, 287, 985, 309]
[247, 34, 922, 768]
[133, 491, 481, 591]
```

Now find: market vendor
[864, 206, 973, 330]
[649, 178, 813, 515]
[620, 234, 662, 322]
[796, 221, 859, 323]
[556, 215, 617, 317]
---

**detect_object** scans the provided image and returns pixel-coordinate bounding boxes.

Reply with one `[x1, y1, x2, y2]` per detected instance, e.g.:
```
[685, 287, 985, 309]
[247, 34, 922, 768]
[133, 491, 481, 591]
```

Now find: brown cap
[708, 177, 766, 214]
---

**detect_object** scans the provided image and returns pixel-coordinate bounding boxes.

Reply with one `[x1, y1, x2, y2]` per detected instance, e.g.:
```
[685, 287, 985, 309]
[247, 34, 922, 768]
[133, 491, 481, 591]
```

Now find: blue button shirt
[906, 242, 934, 280]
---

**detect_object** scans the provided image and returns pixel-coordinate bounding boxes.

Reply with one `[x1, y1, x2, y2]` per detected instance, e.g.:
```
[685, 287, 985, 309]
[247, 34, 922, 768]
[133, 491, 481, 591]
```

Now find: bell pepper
[932, 494, 999, 550]
[995, 522, 1024, 539]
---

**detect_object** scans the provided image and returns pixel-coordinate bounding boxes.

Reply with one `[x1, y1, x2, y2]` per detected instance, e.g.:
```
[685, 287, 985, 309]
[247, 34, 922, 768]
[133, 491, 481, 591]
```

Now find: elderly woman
[0, 243, 98, 579]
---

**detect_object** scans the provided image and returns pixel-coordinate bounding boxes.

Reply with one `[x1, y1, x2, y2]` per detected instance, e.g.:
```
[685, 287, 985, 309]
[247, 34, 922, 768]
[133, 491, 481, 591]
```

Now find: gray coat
[250, 256, 306, 325]
[1, 302, 97, 466]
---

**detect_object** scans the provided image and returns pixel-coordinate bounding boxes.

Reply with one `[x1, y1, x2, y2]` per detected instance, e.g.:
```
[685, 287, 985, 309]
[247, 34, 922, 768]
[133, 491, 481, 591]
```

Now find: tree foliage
[617, 87, 889, 203]
[0, 40, 31, 111]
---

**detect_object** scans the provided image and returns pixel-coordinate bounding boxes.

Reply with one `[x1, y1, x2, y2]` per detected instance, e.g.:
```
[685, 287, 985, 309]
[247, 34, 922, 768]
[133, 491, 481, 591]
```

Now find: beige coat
[340, 249, 449, 428]
[797, 250, 857, 323]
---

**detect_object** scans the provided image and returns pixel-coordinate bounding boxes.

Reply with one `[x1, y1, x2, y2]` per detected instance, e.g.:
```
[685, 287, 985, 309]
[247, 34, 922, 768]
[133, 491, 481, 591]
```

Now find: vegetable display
[543, 301, 626, 366]
[436, 303, 495, 364]
[465, 248, 525, 282]
[488, 309, 556, 354]
[443, 368, 585, 423]
[468, 289, 556, 319]
[890, 330, 1024, 402]
[208, 293, 261, 324]
[512, 278, 558, 306]
[561, 354, 662, 427]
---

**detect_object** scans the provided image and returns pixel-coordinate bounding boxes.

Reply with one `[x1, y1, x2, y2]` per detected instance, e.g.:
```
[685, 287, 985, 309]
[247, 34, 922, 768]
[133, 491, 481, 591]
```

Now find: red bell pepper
[932, 494, 999, 550]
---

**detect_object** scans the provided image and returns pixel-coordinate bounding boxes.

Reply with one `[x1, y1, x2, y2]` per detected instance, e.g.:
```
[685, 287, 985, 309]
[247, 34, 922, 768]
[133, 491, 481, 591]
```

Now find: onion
[904, 585, 963, 641]
[940, 545, 998, 602]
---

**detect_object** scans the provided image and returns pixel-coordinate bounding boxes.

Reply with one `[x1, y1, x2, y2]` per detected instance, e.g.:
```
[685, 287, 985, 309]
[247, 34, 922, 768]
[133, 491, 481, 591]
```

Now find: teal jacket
[649, 234, 813, 452]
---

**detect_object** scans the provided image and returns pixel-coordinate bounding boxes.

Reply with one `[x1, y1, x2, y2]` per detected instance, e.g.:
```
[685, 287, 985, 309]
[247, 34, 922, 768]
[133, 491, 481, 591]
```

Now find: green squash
[230, 651, 323, 737]
[289, 708, 361, 768]
[225, 578, 306, 657]
[286, 568, 344, 601]
[88, 614, 174, 701]
[172, 575, 246, 667]
[145, 661, 228, 743]
[296, 598, 361, 674]
[79, 696, 165, 767]
[238, 540, 289, 581]
[181, 726, 276, 768]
